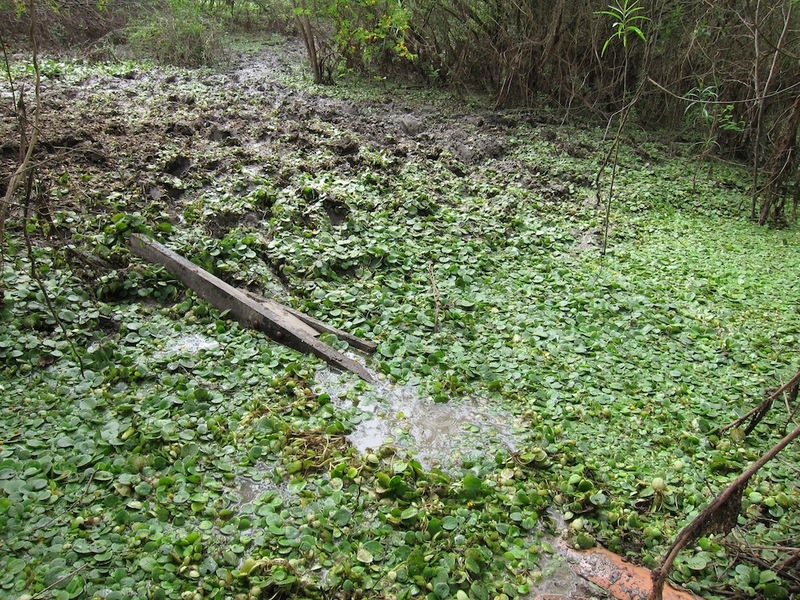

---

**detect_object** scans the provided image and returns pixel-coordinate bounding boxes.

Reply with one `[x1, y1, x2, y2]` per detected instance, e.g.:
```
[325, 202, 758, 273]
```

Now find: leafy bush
[0, 0, 128, 48]
[293, 0, 415, 84]
[329, 0, 415, 71]
[127, 0, 227, 67]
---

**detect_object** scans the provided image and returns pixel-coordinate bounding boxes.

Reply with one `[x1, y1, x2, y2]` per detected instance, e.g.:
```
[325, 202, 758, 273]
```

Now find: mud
[553, 538, 699, 600]
[0, 36, 584, 242]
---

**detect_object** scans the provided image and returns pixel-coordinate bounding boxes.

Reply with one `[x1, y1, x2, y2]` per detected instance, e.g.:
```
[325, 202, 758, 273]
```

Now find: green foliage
[327, 0, 415, 69]
[127, 0, 227, 67]
[684, 83, 743, 133]
[596, 0, 649, 55]
[680, 82, 746, 189]
[1, 37, 799, 600]
[294, 0, 414, 81]
[0, 263, 548, 597]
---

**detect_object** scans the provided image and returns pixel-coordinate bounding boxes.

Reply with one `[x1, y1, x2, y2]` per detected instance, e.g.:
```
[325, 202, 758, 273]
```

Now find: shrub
[0, 0, 129, 48]
[127, 0, 227, 67]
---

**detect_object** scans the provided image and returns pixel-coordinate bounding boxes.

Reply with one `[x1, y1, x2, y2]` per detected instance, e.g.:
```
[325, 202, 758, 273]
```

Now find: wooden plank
[241, 289, 377, 354]
[283, 305, 378, 353]
[130, 234, 375, 383]
[240, 291, 322, 340]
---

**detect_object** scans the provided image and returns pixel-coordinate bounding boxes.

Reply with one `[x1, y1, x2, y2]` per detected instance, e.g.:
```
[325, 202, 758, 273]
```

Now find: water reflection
[316, 367, 522, 470]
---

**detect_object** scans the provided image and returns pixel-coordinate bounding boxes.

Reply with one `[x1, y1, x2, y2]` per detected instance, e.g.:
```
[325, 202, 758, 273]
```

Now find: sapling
[594, 0, 649, 256]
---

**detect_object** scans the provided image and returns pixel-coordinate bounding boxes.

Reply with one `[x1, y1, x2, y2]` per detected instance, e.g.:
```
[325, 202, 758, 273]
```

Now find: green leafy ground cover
[1, 38, 799, 599]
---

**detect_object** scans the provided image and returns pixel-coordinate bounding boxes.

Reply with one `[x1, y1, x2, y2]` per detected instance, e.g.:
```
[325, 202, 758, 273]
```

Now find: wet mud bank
[1, 35, 588, 243]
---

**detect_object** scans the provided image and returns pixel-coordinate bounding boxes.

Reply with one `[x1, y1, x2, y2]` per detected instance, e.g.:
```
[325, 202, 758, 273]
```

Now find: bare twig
[727, 532, 800, 584]
[649, 421, 800, 600]
[4, 0, 85, 374]
[719, 368, 800, 434]
[0, 32, 18, 105]
[427, 262, 441, 333]
[596, 72, 649, 256]
[646, 76, 800, 105]
[22, 181, 85, 375]
[30, 564, 87, 599]
[775, 548, 800, 576]
[751, 0, 793, 221]
[0, 32, 41, 250]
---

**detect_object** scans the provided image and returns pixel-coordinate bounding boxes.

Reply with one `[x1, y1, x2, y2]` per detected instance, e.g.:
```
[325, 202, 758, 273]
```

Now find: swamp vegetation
[1, 1, 800, 599]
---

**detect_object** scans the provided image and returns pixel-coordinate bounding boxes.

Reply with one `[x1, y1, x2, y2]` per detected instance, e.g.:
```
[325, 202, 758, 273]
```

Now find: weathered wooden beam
[130, 234, 375, 383]
[240, 290, 322, 340]
[241, 289, 377, 354]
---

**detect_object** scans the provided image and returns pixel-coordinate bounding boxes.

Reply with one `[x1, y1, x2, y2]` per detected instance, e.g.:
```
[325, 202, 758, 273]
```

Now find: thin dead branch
[720, 368, 800, 434]
[649, 420, 800, 600]
[428, 262, 441, 333]
[3, 0, 85, 374]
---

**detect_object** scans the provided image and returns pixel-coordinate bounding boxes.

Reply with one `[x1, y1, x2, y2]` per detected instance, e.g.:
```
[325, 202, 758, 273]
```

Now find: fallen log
[130, 234, 376, 383]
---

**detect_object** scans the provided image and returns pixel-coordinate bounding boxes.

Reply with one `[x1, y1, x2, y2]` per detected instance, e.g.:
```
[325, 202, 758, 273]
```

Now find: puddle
[524, 512, 611, 600]
[313, 364, 696, 600]
[528, 549, 609, 600]
[155, 333, 219, 357]
[236, 477, 275, 505]
[233, 462, 292, 507]
[315, 367, 524, 470]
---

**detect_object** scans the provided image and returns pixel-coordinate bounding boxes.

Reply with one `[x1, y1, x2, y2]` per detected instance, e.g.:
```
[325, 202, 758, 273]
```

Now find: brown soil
[1, 36, 588, 245]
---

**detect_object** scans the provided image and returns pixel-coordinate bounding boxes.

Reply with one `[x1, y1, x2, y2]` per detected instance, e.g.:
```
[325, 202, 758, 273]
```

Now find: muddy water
[525, 511, 611, 600]
[528, 547, 609, 599]
[314, 367, 614, 598]
[235, 471, 292, 506]
[156, 333, 219, 356]
[236, 477, 270, 504]
[315, 366, 524, 471]
[156, 335, 606, 597]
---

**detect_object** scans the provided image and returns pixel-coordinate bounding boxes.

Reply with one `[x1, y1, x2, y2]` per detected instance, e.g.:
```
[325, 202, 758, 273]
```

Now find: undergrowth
[0, 36, 798, 600]
[126, 0, 228, 67]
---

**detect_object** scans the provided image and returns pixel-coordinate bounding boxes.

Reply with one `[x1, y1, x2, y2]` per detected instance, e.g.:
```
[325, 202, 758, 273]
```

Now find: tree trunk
[294, 0, 324, 84]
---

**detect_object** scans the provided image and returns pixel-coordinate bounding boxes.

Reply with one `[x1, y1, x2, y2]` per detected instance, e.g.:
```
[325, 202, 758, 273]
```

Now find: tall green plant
[594, 0, 649, 256]
[597, 0, 647, 56]
[683, 83, 743, 191]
